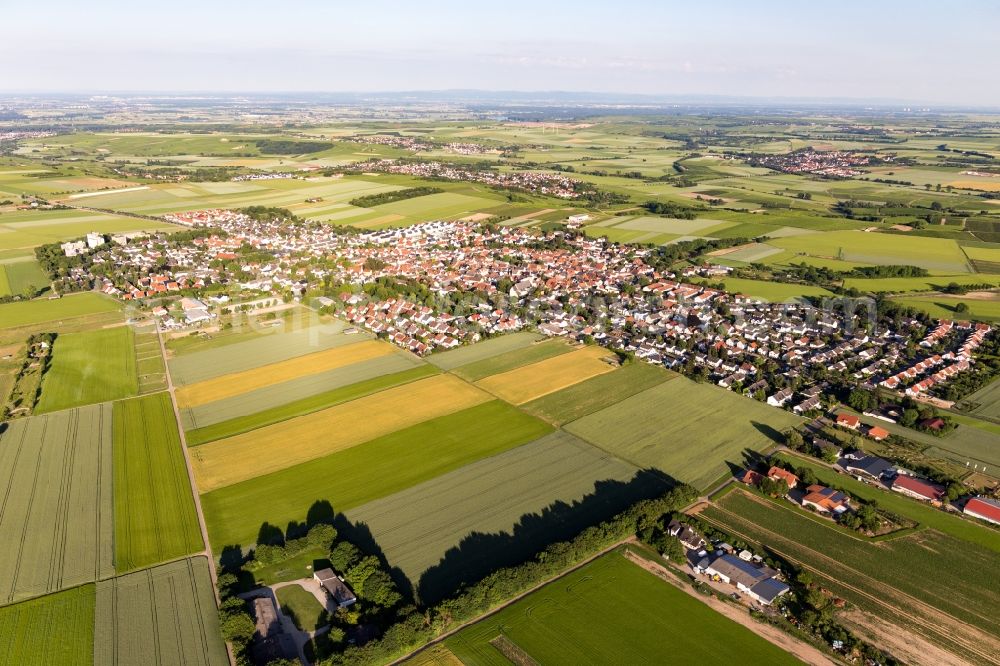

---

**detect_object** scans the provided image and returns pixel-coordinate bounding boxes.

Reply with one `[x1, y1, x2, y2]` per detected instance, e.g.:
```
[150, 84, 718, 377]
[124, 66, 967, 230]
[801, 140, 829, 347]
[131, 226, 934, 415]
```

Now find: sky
[3, 0, 999, 105]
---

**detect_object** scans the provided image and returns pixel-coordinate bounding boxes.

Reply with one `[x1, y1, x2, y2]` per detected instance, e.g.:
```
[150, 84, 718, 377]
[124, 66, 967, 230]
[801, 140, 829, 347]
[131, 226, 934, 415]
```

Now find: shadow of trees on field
[751, 420, 785, 445]
[411, 468, 676, 606]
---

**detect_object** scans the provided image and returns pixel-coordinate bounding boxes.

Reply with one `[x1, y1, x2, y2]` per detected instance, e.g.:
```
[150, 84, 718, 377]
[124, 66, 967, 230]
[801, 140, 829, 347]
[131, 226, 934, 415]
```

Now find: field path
[620, 548, 837, 666]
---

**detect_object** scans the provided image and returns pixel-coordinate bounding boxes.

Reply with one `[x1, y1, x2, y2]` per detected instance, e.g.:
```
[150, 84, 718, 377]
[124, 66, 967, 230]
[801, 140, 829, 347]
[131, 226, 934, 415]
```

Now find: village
[52, 208, 994, 425]
[737, 149, 888, 178]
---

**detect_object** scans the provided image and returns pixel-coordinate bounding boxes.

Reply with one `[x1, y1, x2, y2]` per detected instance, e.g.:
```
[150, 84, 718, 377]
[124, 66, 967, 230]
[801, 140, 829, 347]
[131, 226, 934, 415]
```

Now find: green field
[961, 377, 1000, 421]
[711, 277, 835, 301]
[113, 393, 203, 571]
[452, 338, 574, 382]
[181, 350, 428, 432]
[445, 551, 800, 666]
[0, 259, 48, 296]
[0, 585, 96, 666]
[0, 293, 121, 330]
[521, 361, 675, 425]
[167, 320, 365, 384]
[344, 431, 660, 602]
[565, 377, 803, 490]
[776, 453, 1000, 553]
[36, 326, 138, 413]
[0, 406, 114, 604]
[770, 230, 973, 273]
[94, 557, 229, 666]
[276, 584, 328, 632]
[702, 490, 1000, 648]
[426, 331, 543, 370]
[201, 400, 552, 550]
[891, 294, 1000, 321]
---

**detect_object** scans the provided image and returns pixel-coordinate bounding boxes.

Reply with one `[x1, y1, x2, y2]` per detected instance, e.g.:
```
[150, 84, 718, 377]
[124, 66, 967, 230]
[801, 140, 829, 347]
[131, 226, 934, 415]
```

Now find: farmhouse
[842, 455, 892, 480]
[964, 497, 1000, 525]
[836, 413, 860, 430]
[891, 475, 946, 502]
[696, 553, 790, 605]
[801, 484, 850, 514]
[767, 466, 799, 489]
[667, 519, 706, 550]
[314, 568, 357, 608]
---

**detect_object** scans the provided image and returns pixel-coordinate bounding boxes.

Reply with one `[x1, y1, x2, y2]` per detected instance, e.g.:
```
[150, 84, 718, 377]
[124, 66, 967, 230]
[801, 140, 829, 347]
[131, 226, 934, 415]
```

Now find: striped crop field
[521, 362, 675, 426]
[200, 400, 553, 550]
[344, 431, 666, 603]
[35, 326, 138, 413]
[113, 393, 203, 571]
[174, 338, 396, 408]
[474, 345, 617, 404]
[0, 405, 114, 605]
[190, 373, 491, 492]
[425, 331, 543, 370]
[452, 338, 575, 382]
[167, 321, 367, 385]
[94, 557, 229, 666]
[565, 376, 802, 490]
[0, 585, 96, 665]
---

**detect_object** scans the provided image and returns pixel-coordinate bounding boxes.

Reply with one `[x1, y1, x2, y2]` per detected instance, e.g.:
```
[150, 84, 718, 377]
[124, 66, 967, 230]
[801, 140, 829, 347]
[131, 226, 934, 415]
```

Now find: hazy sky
[3, 0, 998, 105]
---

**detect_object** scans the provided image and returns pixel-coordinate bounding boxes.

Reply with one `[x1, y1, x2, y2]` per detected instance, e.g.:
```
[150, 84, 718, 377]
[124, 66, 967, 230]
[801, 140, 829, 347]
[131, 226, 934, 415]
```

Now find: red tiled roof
[965, 497, 1000, 523]
[892, 475, 945, 501]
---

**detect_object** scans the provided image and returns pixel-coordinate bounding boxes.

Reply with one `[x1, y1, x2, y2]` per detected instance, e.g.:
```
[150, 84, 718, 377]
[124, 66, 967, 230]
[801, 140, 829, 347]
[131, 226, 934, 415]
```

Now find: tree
[955, 302, 969, 314]
[219, 611, 255, 644]
[784, 430, 804, 449]
[847, 389, 876, 413]
[661, 536, 686, 564]
[359, 569, 402, 609]
[900, 408, 919, 427]
[329, 541, 361, 572]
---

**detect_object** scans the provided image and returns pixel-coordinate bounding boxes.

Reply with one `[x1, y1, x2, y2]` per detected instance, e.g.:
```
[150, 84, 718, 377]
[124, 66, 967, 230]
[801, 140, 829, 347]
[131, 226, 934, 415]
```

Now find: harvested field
[0, 405, 114, 604]
[565, 377, 802, 490]
[191, 374, 491, 492]
[201, 400, 552, 551]
[175, 339, 396, 408]
[0, 585, 96, 665]
[94, 557, 229, 666]
[521, 362, 675, 425]
[36, 326, 138, 413]
[453, 338, 574, 382]
[113, 393, 203, 571]
[445, 552, 800, 666]
[475, 345, 616, 404]
[344, 431, 664, 603]
[168, 321, 366, 385]
[426, 332, 543, 370]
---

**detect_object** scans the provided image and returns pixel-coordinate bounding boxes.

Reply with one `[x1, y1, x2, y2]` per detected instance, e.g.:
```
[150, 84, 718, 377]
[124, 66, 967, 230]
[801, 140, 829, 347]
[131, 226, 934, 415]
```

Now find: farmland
[0, 585, 96, 666]
[701, 490, 1000, 660]
[174, 338, 396, 408]
[451, 337, 572, 382]
[184, 363, 436, 445]
[0, 293, 120, 330]
[474, 345, 616, 404]
[0, 259, 48, 297]
[167, 319, 364, 385]
[190, 373, 491, 491]
[445, 551, 800, 666]
[200, 400, 553, 551]
[426, 331, 543, 370]
[35, 326, 138, 413]
[113, 393, 203, 571]
[0, 405, 114, 604]
[343, 431, 662, 602]
[521, 361, 675, 425]
[768, 231, 973, 273]
[961, 376, 1000, 420]
[94, 557, 229, 666]
[566, 377, 803, 490]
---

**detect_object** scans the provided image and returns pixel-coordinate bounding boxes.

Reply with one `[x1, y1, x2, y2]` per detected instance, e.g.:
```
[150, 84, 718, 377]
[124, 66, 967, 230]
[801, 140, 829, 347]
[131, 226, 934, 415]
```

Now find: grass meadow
[426, 331, 543, 370]
[113, 393, 203, 571]
[201, 400, 552, 550]
[36, 326, 138, 413]
[445, 551, 800, 666]
[0, 293, 120, 330]
[0, 405, 115, 604]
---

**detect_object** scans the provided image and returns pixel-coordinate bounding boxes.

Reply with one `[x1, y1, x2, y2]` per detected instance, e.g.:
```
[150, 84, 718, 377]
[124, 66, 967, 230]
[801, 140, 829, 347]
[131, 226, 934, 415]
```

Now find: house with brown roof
[867, 425, 890, 441]
[801, 484, 851, 514]
[836, 413, 860, 430]
[767, 466, 799, 489]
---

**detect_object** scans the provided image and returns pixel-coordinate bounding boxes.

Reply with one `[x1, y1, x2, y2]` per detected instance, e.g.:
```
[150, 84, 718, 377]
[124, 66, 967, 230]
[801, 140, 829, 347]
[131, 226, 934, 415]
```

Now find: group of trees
[348, 186, 443, 208]
[641, 200, 698, 219]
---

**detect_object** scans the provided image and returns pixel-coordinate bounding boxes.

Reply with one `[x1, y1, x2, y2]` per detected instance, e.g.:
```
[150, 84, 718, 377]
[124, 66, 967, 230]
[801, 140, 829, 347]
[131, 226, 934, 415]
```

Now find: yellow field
[190, 374, 491, 492]
[175, 340, 396, 408]
[401, 644, 464, 666]
[950, 180, 1000, 192]
[475, 345, 616, 404]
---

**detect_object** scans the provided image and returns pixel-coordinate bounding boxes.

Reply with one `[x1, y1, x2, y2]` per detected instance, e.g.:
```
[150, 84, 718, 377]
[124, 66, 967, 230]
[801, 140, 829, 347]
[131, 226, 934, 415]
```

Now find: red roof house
[964, 497, 1000, 526]
[891, 475, 945, 502]
[836, 413, 860, 430]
